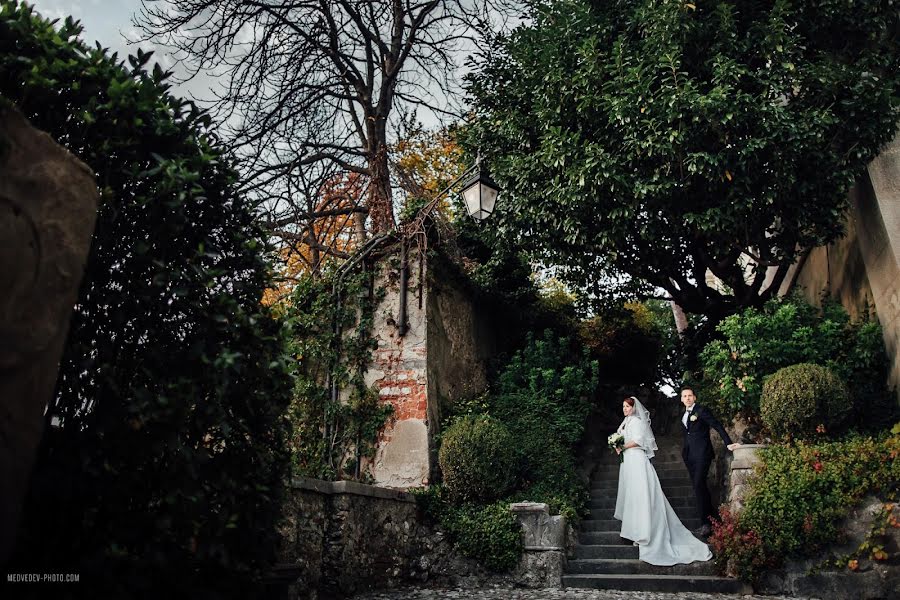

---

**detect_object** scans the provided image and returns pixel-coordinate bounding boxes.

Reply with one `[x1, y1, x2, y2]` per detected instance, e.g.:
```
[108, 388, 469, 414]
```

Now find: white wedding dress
[613, 404, 712, 566]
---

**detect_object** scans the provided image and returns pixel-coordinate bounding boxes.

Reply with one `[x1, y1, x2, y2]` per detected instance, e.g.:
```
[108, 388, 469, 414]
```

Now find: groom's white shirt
[682, 405, 694, 428]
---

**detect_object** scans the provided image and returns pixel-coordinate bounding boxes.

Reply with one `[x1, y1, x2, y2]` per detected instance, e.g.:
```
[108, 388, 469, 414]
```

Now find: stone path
[352, 585, 811, 599]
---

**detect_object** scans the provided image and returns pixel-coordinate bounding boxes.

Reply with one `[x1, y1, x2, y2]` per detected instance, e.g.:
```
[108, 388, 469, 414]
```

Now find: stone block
[0, 106, 98, 562]
[510, 502, 567, 551]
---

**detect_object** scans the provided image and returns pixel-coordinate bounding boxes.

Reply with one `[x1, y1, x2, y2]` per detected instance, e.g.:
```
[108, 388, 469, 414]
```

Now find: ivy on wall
[281, 266, 392, 481]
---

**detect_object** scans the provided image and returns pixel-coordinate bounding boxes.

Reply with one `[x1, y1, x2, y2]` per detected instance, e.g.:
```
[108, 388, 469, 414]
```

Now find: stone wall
[275, 478, 565, 599]
[424, 265, 495, 480]
[793, 131, 900, 399]
[359, 245, 494, 488]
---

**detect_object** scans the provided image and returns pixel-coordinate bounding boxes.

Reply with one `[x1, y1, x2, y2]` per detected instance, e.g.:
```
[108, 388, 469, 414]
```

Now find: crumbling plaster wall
[364, 247, 431, 488]
[360, 247, 495, 489]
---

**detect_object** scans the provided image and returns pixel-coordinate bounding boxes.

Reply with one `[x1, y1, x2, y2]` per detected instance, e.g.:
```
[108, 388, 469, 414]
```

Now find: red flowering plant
[716, 426, 899, 582]
[709, 507, 774, 582]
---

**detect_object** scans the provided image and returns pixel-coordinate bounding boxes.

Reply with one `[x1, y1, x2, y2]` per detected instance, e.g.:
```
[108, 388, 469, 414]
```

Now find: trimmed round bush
[760, 363, 850, 440]
[439, 415, 518, 502]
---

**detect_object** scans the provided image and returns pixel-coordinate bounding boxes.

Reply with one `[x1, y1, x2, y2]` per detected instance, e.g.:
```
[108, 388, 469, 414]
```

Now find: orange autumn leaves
[262, 172, 364, 306]
[262, 127, 464, 307]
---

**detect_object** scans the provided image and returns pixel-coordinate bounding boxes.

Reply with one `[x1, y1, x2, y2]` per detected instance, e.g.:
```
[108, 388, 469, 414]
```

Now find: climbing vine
[282, 266, 392, 481]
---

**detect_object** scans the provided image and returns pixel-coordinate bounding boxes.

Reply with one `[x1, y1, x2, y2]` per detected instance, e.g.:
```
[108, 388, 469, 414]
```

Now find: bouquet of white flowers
[608, 432, 625, 462]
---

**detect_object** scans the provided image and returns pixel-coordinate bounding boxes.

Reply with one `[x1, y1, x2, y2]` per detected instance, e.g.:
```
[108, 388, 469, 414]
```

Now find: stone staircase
[563, 437, 752, 594]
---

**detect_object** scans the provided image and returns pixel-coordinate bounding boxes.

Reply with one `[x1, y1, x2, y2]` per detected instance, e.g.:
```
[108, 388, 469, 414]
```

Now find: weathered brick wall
[359, 245, 495, 488]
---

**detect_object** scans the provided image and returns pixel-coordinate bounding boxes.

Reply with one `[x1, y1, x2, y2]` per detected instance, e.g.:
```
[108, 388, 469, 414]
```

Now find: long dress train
[613, 414, 712, 566]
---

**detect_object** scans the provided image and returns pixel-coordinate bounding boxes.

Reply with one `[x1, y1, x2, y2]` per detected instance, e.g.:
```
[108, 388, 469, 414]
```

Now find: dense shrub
[699, 294, 893, 425]
[711, 426, 900, 582]
[760, 363, 851, 441]
[2, 3, 293, 596]
[413, 487, 523, 571]
[708, 507, 774, 582]
[487, 330, 598, 518]
[424, 331, 597, 570]
[439, 415, 518, 503]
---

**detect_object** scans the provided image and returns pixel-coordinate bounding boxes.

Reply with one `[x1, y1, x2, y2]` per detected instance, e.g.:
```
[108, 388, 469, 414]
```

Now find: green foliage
[490, 331, 597, 519]
[466, 0, 900, 319]
[716, 430, 900, 581]
[438, 415, 518, 503]
[760, 363, 850, 442]
[421, 331, 597, 569]
[1, 1, 293, 595]
[283, 268, 392, 480]
[413, 487, 523, 571]
[699, 294, 893, 426]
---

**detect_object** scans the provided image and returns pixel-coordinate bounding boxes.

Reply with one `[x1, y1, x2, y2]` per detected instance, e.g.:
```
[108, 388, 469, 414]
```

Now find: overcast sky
[29, 0, 207, 99]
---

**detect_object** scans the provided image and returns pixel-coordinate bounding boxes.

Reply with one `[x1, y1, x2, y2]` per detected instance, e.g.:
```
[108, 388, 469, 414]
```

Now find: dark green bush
[426, 331, 597, 569]
[711, 427, 900, 581]
[488, 330, 597, 518]
[444, 501, 524, 571]
[439, 415, 518, 503]
[412, 486, 523, 571]
[2, 3, 292, 596]
[699, 294, 893, 425]
[760, 363, 850, 441]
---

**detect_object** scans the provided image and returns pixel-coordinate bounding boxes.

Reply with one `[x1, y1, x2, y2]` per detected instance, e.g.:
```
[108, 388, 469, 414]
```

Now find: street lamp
[459, 162, 500, 221]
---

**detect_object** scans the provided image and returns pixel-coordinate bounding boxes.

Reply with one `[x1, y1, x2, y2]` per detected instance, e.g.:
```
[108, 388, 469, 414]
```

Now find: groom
[680, 386, 739, 536]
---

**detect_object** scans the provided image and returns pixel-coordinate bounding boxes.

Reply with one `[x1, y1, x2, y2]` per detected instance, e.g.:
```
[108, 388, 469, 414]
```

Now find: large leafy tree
[467, 0, 900, 321]
[1, 2, 293, 596]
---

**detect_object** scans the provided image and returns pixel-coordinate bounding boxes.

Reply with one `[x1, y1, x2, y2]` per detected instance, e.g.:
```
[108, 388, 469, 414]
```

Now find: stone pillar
[0, 106, 99, 562]
[725, 444, 766, 513]
[509, 502, 566, 587]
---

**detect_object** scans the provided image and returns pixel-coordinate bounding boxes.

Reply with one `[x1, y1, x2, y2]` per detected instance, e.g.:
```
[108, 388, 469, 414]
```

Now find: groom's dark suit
[682, 404, 733, 527]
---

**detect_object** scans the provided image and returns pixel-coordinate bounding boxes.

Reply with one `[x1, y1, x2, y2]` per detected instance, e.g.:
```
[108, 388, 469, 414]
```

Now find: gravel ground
[351, 585, 813, 600]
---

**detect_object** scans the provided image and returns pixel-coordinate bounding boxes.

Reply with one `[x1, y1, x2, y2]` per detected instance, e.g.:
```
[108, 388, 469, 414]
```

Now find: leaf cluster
[718, 430, 900, 581]
[438, 415, 518, 503]
[1, 1, 294, 595]
[699, 293, 894, 426]
[760, 363, 850, 442]
[466, 0, 900, 318]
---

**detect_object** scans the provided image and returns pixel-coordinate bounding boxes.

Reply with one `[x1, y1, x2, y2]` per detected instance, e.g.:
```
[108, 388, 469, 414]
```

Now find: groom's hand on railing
[726, 443, 741, 451]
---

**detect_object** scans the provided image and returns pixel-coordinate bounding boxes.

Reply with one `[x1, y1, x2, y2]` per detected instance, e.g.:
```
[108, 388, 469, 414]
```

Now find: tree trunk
[670, 301, 689, 336]
[367, 142, 395, 234]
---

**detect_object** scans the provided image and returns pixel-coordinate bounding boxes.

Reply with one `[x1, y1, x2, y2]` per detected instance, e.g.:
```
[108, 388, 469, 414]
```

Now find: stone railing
[273, 478, 567, 598]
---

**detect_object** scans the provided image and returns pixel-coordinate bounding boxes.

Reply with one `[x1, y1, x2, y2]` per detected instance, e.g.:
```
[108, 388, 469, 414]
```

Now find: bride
[613, 396, 712, 566]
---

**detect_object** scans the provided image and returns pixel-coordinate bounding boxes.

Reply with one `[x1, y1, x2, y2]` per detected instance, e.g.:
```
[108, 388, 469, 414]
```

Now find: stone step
[565, 558, 719, 576]
[592, 477, 692, 490]
[579, 517, 703, 533]
[587, 507, 700, 523]
[573, 544, 640, 559]
[579, 531, 636, 545]
[590, 496, 697, 511]
[590, 485, 695, 500]
[562, 574, 752, 594]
